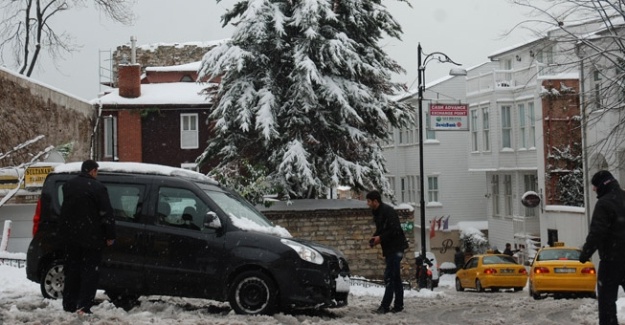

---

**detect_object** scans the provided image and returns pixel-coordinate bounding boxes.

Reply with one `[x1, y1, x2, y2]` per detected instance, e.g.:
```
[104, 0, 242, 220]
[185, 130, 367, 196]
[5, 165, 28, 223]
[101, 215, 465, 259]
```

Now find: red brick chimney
[118, 64, 141, 98]
[118, 36, 140, 98]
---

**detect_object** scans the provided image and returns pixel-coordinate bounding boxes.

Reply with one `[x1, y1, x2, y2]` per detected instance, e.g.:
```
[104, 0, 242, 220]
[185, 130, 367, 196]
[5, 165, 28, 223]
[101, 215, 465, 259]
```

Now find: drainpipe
[576, 46, 591, 227]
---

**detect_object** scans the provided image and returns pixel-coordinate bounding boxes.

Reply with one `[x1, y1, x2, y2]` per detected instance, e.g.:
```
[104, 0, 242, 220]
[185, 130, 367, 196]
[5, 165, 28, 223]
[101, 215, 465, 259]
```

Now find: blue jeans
[381, 251, 404, 309]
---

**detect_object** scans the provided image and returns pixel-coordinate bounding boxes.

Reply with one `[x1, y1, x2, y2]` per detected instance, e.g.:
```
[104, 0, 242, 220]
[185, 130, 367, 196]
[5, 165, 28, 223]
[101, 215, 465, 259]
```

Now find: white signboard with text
[429, 103, 469, 131]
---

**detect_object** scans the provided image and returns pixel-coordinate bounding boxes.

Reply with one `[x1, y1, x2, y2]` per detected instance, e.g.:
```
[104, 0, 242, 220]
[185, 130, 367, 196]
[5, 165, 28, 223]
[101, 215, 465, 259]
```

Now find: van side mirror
[203, 211, 222, 229]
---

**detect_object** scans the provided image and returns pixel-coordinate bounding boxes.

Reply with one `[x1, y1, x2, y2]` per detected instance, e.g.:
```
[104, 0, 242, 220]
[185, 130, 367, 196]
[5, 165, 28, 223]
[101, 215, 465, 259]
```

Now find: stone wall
[111, 41, 220, 86]
[0, 67, 94, 167]
[260, 200, 416, 281]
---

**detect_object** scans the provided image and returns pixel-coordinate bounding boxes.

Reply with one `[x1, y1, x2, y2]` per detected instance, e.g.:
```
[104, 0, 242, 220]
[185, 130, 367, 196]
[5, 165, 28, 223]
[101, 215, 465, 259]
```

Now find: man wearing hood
[580, 170, 625, 325]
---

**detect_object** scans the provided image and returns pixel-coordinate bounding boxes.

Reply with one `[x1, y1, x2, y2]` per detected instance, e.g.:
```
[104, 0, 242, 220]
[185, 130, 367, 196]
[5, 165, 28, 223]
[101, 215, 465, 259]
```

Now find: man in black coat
[367, 190, 408, 314]
[59, 160, 116, 315]
[580, 170, 625, 325]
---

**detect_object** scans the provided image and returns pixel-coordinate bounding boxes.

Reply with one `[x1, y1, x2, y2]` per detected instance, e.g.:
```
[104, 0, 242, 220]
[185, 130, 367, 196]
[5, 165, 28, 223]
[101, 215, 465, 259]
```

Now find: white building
[385, 71, 487, 256]
[576, 23, 625, 212]
[465, 19, 613, 259]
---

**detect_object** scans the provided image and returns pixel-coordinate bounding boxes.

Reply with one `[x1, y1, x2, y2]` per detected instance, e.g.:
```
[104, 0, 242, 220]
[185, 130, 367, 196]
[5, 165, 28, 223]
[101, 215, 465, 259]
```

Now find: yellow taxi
[528, 242, 597, 299]
[455, 254, 527, 292]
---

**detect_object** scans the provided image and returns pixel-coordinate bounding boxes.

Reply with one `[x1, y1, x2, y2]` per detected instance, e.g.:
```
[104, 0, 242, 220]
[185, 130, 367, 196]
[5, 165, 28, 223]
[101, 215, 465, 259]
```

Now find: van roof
[53, 162, 217, 184]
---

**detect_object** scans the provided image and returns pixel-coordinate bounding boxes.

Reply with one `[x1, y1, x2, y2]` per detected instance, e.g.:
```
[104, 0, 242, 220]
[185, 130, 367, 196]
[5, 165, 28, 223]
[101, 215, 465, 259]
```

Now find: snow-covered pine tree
[197, 0, 415, 201]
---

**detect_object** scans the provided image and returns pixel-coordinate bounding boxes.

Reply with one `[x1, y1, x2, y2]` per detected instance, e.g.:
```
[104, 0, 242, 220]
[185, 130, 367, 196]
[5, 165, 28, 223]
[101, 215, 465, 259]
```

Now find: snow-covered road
[0, 264, 618, 324]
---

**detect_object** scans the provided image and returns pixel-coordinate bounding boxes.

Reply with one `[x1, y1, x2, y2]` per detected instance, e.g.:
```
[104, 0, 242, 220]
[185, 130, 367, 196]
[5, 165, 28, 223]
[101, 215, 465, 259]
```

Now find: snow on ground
[2, 263, 625, 324]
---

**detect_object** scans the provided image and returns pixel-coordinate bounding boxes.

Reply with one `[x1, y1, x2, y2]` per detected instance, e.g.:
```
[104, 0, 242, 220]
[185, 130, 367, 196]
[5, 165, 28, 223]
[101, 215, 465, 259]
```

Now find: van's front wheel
[228, 271, 277, 315]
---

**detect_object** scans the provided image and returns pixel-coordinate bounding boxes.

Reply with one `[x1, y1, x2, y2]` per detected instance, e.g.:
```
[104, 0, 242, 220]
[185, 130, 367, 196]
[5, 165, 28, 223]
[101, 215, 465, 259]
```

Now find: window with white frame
[528, 102, 535, 148]
[400, 175, 417, 203]
[426, 110, 436, 140]
[524, 174, 537, 217]
[383, 122, 395, 146]
[181, 113, 199, 149]
[401, 177, 407, 202]
[427, 176, 439, 203]
[409, 175, 416, 202]
[398, 125, 415, 144]
[492, 175, 500, 216]
[501, 105, 512, 149]
[593, 69, 603, 110]
[518, 103, 526, 149]
[416, 175, 421, 204]
[471, 109, 478, 151]
[387, 176, 396, 195]
[482, 107, 490, 151]
[504, 175, 513, 216]
[537, 46, 554, 75]
[103, 116, 117, 159]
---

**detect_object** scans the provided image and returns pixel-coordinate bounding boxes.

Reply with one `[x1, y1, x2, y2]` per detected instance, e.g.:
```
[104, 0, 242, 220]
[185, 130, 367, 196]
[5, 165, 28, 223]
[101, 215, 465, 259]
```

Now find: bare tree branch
[511, 0, 625, 168]
[0, 0, 136, 76]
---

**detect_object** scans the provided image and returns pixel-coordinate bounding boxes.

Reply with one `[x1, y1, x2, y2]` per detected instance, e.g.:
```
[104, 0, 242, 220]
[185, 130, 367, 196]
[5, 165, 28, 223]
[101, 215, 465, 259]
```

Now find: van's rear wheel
[40, 260, 64, 299]
[228, 271, 277, 315]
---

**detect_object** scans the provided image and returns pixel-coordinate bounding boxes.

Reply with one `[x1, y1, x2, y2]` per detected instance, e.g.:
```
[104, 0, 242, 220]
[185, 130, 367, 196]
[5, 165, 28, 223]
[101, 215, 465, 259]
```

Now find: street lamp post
[416, 43, 465, 287]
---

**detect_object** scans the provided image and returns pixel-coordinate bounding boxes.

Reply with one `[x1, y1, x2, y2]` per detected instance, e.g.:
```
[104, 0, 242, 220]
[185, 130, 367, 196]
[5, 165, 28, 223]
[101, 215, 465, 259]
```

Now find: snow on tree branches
[197, 0, 415, 201]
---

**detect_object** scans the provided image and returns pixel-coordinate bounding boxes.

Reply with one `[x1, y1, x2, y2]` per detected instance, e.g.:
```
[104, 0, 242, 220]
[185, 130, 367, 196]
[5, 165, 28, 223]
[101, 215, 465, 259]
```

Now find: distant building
[92, 39, 223, 172]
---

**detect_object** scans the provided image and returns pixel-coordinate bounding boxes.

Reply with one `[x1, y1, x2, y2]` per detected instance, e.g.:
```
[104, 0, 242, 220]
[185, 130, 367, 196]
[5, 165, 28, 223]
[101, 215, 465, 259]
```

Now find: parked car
[528, 242, 596, 300]
[455, 254, 527, 292]
[26, 162, 350, 315]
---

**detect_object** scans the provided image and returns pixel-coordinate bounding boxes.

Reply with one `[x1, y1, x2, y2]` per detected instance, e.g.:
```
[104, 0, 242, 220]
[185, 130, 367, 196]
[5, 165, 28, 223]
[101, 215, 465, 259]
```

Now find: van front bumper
[276, 259, 350, 309]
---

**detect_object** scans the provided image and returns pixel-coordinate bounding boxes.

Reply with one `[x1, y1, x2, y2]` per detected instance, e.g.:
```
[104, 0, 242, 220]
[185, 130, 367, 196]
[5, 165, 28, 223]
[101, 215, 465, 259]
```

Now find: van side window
[105, 183, 144, 222]
[157, 187, 208, 230]
[56, 182, 144, 222]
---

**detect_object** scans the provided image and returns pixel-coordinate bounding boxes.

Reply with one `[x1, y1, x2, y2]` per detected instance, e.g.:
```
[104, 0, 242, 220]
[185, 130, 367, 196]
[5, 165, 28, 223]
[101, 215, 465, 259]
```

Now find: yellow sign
[0, 175, 21, 190]
[25, 166, 53, 188]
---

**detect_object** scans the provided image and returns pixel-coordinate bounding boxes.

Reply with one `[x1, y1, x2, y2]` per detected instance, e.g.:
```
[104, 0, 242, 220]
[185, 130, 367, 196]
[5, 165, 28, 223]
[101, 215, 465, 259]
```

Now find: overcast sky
[24, 0, 542, 101]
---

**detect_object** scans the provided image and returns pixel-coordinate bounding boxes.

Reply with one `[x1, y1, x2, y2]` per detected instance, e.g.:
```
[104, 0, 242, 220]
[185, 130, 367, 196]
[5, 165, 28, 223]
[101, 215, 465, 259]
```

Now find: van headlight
[281, 239, 324, 265]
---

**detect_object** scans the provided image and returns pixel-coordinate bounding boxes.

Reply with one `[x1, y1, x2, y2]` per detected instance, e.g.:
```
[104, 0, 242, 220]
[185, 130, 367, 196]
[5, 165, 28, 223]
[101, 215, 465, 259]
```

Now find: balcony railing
[467, 63, 573, 95]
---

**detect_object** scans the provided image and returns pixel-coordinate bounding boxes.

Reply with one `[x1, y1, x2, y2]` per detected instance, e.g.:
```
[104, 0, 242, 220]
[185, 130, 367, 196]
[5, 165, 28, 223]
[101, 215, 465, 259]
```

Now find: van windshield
[204, 190, 273, 228]
[201, 185, 291, 237]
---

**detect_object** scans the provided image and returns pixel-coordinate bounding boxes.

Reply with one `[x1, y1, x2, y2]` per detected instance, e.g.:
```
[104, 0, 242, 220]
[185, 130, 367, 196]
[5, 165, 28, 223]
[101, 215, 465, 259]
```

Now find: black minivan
[26, 162, 350, 315]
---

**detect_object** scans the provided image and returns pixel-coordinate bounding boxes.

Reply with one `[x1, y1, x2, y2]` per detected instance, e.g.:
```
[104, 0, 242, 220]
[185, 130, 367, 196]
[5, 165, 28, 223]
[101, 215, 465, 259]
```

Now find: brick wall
[260, 201, 416, 281]
[0, 67, 94, 167]
[540, 79, 581, 205]
[117, 110, 142, 162]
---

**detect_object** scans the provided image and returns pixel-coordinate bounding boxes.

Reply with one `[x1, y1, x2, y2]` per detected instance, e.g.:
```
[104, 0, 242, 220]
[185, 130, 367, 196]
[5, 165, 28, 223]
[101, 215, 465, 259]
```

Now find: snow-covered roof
[393, 62, 488, 102]
[487, 36, 543, 58]
[54, 161, 216, 184]
[135, 39, 228, 51]
[91, 82, 213, 106]
[146, 61, 202, 72]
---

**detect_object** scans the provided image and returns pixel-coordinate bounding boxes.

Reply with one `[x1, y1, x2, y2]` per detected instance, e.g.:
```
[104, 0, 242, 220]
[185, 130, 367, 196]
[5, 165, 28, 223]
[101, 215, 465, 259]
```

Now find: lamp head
[449, 68, 467, 76]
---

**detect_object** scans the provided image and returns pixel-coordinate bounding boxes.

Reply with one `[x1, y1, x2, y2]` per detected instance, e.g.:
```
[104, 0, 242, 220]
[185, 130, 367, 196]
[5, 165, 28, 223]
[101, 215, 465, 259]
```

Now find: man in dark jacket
[579, 170, 625, 325]
[59, 160, 116, 315]
[503, 243, 514, 257]
[367, 190, 408, 314]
